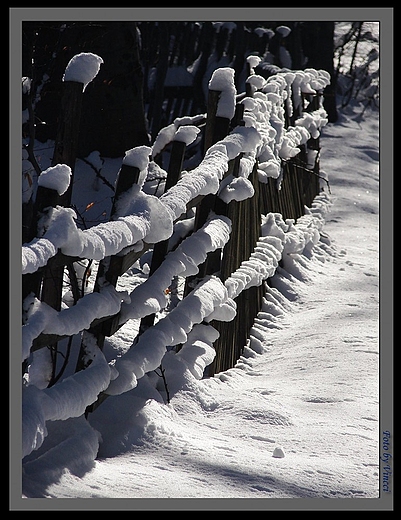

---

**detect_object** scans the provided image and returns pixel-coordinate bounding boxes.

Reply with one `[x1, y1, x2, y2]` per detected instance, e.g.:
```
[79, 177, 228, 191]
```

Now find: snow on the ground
[22, 104, 379, 500]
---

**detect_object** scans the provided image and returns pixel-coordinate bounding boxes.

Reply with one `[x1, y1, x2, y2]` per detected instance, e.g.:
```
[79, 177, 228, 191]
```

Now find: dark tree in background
[23, 21, 150, 158]
[300, 22, 338, 122]
[78, 22, 150, 157]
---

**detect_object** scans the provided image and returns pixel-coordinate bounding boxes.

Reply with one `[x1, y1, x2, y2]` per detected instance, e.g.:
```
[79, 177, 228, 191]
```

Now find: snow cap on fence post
[173, 125, 201, 146]
[247, 55, 262, 75]
[275, 25, 291, 38]
[122, 145, 152, 189]
[208, 67, 237, 120]
[123, 145, 152, 170]
[62, 52, 104, 91]
[37, 164, 72, 196]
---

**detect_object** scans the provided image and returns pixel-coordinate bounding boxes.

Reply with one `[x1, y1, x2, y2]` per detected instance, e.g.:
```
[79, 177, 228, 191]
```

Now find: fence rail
[22, 54, 331, 456]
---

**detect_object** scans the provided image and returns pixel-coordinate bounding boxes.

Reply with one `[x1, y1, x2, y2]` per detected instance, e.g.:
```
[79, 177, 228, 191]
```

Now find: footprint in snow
[250, 434, 275, 443]
[251, 484, 274, 493]
[259, 389, 276, 396]
[304, 396, 340, 404]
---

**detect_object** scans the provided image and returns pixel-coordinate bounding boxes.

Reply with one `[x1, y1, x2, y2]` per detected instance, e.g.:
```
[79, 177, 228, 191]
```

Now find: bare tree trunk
[78, 22, 150, 157]
[301, 22, 338, 123]
[29, 22, 150, 158]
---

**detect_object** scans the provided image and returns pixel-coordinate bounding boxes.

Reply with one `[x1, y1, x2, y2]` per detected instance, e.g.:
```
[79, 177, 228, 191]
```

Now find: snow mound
[22, 341, 111, 457]
[22, 416, 100, 498]
[272, 446, 286, 458]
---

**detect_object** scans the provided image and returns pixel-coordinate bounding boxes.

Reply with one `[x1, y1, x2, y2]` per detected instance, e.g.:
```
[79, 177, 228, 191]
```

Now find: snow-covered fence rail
[22, 53, 331, 456]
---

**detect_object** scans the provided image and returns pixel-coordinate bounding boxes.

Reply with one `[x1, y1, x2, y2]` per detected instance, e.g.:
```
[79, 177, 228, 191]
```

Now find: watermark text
[380, 430, 392, 493]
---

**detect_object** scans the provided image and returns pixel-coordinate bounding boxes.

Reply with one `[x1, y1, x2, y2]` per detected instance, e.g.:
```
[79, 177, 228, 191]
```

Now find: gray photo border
[10, 7, 393, 511]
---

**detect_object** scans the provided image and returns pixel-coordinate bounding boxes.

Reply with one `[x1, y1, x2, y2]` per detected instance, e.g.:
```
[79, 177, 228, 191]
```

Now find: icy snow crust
[22, 62, 332, 458]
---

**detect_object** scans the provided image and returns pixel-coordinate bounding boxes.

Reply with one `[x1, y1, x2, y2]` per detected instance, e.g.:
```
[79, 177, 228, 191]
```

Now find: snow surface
[246, 55, 261, 73]
[173, 125, 201, 145]
[21, 104, 379, 500]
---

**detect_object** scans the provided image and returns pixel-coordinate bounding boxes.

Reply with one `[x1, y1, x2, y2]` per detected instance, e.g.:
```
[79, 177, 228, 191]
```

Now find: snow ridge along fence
[22, 53, 331, 457]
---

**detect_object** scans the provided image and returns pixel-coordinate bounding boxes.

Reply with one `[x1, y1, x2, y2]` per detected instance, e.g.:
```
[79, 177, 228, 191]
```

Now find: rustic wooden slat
[22, 184, 62, 301]
[74, 163, 141, 372]
[289, 159, 306, 219]
[37, 82, 84, 313]
[136, 139, 187, 336]
[23, 80, 85, 310]
[182, 88, 231, 296]
[203, 91, 225, 150]
[27, 80, 85, 382]
[209, 162, 265, 376]
[52, 81, 85, 206]
[191, 22, 214, 115]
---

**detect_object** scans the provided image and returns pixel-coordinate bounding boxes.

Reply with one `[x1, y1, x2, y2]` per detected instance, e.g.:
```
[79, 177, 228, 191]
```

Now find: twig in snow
[154, 363, 170, 404]
[285, 157, 332, 194]
[79, 156, 115, 192]
[47, 336, 73, 387]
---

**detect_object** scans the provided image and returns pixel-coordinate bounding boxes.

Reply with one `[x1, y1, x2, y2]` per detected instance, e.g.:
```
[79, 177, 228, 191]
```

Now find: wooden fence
[22, 55, 330, 432]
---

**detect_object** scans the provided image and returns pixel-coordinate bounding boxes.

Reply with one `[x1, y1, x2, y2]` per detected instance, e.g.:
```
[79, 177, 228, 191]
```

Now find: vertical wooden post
[303, 93, 322, 205]
[75, 162, 142, 372]
[203, 90, 231, 155]
[21, 183, 62, 378]
[23, 82, 83, 310]
[52, 82, 85, 203]
[33, 80, 85, 384]
[183, 88, 231, 296]
[22, 184, 61, 302]
[137, 139, 187, 336]
[209, 162, 264, 376]
[192, 22, 214, 115]
[39, 80, 84, 308]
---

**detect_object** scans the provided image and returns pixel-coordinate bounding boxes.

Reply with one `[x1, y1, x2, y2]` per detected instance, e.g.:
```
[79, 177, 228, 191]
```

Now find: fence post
[75, 161, 142, 373]
[22, 189, 59, 379]
[137, 138, 187, 336]
[22, 183, 61, 302]
[31, 80, 85, 385]
[191, 22, 214, 115]
[209, 161, 264, 376]
[38, 80, 84, 306]
[22, 81, 84, 383]
[22, 79, 85, 376]
[302, 92, 322, 205]
[183, 89, 231, 296]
